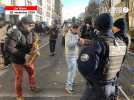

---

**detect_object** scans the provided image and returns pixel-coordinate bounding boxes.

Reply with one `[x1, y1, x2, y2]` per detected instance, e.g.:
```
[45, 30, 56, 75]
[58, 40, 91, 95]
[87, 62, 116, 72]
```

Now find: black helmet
[21, 16, 34, 24]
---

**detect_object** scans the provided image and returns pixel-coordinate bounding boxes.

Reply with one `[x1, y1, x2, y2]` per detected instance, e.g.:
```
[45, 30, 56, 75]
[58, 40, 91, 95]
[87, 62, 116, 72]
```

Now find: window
[38, 0, 42, 5]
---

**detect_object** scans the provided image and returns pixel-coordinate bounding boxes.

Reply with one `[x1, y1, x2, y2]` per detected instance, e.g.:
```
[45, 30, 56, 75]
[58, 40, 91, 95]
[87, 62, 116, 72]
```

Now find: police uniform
[78, 13, 127, 100]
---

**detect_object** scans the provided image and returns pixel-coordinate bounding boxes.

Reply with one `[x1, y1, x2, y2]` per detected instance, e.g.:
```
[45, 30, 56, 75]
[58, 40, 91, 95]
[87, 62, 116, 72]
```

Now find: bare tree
[103, 0, 111, 10]
[99, 0, 111, 13]
[85, 0, 99, 19]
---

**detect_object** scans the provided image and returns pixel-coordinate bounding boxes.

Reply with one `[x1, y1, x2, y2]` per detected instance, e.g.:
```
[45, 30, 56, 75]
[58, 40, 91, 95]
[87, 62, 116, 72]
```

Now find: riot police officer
[78, 13, 127, 100]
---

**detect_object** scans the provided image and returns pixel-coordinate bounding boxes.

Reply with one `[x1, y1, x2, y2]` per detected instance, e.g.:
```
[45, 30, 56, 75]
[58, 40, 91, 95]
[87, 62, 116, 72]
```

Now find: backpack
[3, 26, 22, 65]
[78, 36, 127, 82]
[77, 36, 109, 81]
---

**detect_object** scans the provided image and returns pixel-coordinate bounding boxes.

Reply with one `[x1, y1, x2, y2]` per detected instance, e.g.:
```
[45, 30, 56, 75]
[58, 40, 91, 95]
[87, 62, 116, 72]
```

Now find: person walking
[65, 24, 80, 94]
[49, 25, 58, 56]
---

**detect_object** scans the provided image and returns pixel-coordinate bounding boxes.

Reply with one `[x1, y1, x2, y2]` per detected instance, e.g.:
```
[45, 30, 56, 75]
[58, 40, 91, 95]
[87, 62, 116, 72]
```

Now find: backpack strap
[6, 27, 22, 42]
[93, 37, 110, 76]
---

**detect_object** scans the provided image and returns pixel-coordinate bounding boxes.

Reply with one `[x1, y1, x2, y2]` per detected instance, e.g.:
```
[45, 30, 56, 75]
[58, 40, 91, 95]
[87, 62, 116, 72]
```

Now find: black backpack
[3, 27, 22, 65]
[77, 36, 109, 81]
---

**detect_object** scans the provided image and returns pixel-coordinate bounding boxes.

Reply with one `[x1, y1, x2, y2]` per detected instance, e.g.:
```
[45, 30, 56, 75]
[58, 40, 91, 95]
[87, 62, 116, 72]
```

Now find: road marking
[0, 69, 8, 76]
[39, 41, 49, 50]
[128, 51, 134, 56]
[132, 84, 134, 87]
[53, 82, 57, 85]
[56, 71, 61, 75]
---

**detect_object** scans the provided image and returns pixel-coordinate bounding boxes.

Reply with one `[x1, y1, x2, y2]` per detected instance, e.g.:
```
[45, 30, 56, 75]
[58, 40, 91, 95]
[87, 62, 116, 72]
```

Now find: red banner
[5, 6, 37, 10]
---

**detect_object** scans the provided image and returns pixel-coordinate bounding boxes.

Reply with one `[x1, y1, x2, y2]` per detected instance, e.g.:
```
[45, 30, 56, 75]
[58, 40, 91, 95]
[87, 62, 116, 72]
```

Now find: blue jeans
[66, 55, 77, 86]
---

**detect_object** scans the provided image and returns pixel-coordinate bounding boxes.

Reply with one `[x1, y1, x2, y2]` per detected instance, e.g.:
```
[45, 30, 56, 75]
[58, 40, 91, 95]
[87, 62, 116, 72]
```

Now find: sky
[1, 0, 89, 20]
[62, 0, 89, 20]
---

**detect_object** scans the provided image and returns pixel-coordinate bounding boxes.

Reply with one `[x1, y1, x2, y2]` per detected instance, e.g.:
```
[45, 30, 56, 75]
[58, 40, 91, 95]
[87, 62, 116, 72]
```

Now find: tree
[85, 0, 99, 19]
[103, 0, 111, 12]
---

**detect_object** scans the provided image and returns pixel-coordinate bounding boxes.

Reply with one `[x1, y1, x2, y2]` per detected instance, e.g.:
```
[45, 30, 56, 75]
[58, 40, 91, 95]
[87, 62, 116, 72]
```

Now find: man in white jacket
[65, 24, 80, 94]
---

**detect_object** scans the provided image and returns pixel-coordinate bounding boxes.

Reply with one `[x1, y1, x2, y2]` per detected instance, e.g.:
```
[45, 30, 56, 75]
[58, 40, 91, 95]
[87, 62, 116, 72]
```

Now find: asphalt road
[0, 35, 85, 100]
[0, 34, 133, 100]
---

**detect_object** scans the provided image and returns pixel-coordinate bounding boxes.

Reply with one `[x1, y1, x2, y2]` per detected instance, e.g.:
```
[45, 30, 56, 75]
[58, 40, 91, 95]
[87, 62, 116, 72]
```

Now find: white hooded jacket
[65, 32, 79, 58]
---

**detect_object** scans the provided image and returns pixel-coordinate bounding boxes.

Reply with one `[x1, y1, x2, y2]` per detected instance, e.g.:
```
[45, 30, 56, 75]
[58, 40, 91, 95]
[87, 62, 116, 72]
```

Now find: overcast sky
[2, 0, 90, 20]
[62, 0, 89, 20]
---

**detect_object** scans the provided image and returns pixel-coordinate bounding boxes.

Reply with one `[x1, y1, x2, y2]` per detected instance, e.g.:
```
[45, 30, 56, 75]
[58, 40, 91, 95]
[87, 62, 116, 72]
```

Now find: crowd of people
[63, 13, 130, 100]
[0, 12, 130, 100]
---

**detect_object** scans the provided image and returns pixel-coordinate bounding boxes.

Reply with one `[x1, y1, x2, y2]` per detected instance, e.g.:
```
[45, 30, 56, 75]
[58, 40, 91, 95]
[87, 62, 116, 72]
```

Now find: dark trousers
[49, 40, 56, 53]
[12, 64, 36, 97]
[80, 84, 116, 100]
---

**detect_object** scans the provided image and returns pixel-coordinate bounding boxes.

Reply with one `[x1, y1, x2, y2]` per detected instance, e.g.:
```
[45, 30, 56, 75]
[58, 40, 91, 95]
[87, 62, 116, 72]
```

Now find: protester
[49, 25, 59, 56]
[65, 24, 80, 94]
[5, 16, 40, 100]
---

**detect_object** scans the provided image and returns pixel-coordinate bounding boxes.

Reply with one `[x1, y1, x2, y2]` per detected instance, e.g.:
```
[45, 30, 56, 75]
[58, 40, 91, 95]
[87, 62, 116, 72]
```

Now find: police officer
[78, 13, 127, 100]
[5, 16, 40, 100]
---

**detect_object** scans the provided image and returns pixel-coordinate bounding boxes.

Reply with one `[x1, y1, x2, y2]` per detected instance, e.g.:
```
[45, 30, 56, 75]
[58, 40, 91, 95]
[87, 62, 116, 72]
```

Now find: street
[0, 0, 133, 99]
[0, 34, 133, 100]
[0, 35, 85, 100]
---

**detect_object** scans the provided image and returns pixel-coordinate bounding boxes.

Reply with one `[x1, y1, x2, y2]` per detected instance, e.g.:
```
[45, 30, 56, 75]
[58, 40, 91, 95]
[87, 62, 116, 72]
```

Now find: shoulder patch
[80, 53, 90, 62]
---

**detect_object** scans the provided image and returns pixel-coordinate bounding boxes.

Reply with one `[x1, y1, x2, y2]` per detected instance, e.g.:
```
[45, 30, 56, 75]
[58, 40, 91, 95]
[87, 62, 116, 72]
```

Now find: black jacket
[6, 24, 35, 64]
[78, 31, 116, 84]
[49, 27, 58, 40]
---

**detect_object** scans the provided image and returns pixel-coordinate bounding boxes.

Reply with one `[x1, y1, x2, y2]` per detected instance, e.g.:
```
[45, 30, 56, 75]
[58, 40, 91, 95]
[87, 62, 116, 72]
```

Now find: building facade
[99, 0, 134, 37]
[99, 0, 128, 20]
[0, 0, 62, 26]
[129, 0, 134, 29]
[42, 0, 54, 26]
[53, 0, 62, 25]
